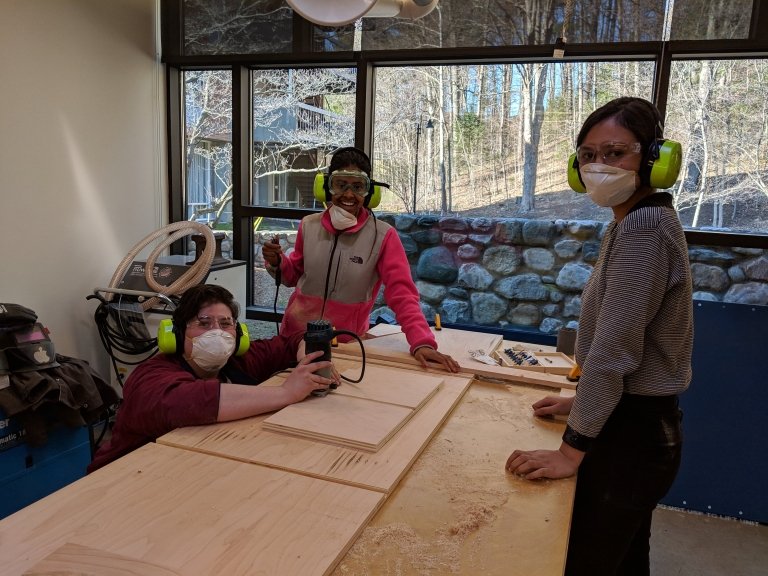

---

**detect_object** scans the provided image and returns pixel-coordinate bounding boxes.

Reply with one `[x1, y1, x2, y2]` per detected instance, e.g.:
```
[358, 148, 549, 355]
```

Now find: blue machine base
[0, 422, 90, 519]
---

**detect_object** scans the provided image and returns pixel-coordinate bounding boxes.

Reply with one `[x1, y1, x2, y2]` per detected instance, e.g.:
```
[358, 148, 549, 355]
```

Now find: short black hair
[172, 284, 239, 330]
[576, 96, 662, 152]
[329, 147, 371, 176]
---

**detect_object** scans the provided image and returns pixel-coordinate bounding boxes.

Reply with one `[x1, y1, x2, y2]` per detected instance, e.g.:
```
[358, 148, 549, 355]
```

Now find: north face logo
[349, 256, 363, 264]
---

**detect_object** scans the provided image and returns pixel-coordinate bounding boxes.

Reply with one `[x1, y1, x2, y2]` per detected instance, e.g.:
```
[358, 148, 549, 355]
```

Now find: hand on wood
[505, 443, 583, 480]
[413, 347, 461, 373]
[531, 395, 574, 418]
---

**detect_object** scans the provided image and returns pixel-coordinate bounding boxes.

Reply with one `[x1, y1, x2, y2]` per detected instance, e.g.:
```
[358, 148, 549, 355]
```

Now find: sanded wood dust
[334, 381, 572, 576]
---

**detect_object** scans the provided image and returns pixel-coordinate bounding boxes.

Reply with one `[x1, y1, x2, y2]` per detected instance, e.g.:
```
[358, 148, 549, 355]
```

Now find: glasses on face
[328, 171, 370, 197]
[576, 141, 642, 166]
[188, 316, 236, 330]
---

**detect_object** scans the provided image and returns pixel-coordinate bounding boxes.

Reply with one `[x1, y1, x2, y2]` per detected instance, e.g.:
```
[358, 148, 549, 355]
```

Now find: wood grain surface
[23, 543, 183, 576]
[262, 394, 418, 451]
[262, 365, 442, 450]
[159, 362, 472, 493]
[337, 328, 576, 390]
[1, 443, 384, 576]
[333, 380, 575, 576]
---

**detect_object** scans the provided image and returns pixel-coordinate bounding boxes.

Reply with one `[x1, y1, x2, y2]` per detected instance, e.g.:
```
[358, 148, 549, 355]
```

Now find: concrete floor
[651, 506, 768, 576]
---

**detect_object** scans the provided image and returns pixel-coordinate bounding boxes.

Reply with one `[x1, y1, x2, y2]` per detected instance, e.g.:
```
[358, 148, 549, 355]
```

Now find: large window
[183, 70, 233, 229]
[177, 1, 757, 57]
[667, 59, 768, 232]
[373, 61, 654, 221]
[164, 0, 768, 321]
[250, 68, 357, 209]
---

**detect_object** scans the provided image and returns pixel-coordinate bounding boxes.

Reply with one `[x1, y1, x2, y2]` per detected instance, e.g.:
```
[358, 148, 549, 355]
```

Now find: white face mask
[329, 204, 358, 230]
[189, 329, 236, 372]
[580, 163, 639, 207]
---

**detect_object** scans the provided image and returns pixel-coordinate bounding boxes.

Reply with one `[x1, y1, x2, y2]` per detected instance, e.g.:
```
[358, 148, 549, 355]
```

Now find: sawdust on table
[334, 385, 557, 575]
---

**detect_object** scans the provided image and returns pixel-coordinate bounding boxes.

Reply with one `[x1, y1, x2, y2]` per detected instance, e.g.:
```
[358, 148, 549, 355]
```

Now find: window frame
[161, 0, 768, 319]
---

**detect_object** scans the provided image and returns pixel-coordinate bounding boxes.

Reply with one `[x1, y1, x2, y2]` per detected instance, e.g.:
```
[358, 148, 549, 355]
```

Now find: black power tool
[304, 319, 365, 396]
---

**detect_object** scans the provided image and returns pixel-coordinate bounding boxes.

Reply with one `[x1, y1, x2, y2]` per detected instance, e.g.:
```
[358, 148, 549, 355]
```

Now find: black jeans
[565, 394, 683, 576]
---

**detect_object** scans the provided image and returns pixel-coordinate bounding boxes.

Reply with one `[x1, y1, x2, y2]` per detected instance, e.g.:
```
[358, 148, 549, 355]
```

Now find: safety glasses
[188, 316, 236, 330]
[328, 170, 370, 196]
[576, 141, 642, 166]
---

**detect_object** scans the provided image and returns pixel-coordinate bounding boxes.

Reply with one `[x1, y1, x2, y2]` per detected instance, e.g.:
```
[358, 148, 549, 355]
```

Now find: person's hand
[505, 444, 583, 480]
[413, 347, 461, 373]
[281, 351, 336, 401]
[296, 341, 341, 384]
[262, 236, 282, 268]
[531, 395, 574, 418]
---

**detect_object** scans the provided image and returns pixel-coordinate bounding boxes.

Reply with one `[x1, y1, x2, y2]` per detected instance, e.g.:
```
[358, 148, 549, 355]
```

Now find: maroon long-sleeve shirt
[87, 333, 299, 473]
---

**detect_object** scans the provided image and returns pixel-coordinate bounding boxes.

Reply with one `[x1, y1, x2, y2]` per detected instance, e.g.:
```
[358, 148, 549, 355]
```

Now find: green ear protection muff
[646, 139, 683, 189]
[313, 172, 384, 209]
[312, 146, 388, 209]
[567, 139, 682, 193]
[157, 318, 250, 356]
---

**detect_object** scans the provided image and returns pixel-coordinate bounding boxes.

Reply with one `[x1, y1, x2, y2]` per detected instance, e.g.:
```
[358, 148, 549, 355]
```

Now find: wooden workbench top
[333, 378, 574, 576]
[0, 355, 574, 576]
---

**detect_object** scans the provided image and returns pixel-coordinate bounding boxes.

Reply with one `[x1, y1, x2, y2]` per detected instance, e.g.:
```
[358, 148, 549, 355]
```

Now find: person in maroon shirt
[88, 284, 335, 472]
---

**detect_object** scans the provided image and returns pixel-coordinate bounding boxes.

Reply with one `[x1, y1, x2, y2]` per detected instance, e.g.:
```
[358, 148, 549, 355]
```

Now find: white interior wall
[0, 0, 164, 378]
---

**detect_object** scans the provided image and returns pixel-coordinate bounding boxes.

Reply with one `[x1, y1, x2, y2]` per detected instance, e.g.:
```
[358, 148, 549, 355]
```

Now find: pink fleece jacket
[277, 209, 436, 354]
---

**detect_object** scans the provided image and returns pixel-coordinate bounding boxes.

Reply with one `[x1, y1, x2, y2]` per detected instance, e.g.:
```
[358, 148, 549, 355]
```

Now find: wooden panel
[262, 395, 417, 451]
[159, 363, 472, 493]
[342, 327, 502, 365]
[332, 380, 575, 576]
[263, 367, 442, 450]
[23, 543, 182, 576]
[0, 443, 384, 576]
[333, 367, 442, 408]
[334, 350, 576, 391]
[337, 328, 575, 390]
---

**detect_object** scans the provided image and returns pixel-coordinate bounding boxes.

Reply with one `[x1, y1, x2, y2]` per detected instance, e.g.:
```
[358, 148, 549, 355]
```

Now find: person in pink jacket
[262, 147, 459, 373]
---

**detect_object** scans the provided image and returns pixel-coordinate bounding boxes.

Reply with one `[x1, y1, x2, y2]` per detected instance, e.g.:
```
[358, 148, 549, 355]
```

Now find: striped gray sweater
[566, 193, 693, 449]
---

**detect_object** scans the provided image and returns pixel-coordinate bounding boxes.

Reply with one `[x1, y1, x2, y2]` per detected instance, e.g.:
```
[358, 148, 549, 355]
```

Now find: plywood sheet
[159, 363, 472, 493]
[262, 365, 442, 451]
[262, 394, 416, 451]
[333, 367, 442, 408]
[332, 380, 575, 576]
[333, 350, 576, 391]
[0, 443, 384, 576]
[23, 543, 183, 576]
[340, 327, 502, 367]
[337, 328, 573, 389]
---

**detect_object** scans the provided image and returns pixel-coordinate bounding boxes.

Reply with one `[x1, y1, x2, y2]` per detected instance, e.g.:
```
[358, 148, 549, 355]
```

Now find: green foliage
[456, 113, 484, 147]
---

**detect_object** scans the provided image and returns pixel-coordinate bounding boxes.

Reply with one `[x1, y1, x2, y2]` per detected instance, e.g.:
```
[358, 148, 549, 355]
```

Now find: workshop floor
[651, 506, 768, 575]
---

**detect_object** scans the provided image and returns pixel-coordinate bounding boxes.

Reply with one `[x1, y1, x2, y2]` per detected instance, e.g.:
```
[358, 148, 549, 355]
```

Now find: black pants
[565, 394, 683, 576]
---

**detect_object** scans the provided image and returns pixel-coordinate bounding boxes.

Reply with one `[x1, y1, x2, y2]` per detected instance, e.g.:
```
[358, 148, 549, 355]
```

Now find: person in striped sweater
[506, 97, 693, 575]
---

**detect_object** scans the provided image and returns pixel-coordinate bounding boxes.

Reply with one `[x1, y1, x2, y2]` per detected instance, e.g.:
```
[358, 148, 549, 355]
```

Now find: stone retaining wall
[241, 215, 767, 335]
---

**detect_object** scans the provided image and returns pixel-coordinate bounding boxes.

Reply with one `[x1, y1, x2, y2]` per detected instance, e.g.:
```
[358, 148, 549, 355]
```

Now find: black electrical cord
[87, 292, 163, 387]
[273, 253, 282, 335]
[338, 331, 366, 384]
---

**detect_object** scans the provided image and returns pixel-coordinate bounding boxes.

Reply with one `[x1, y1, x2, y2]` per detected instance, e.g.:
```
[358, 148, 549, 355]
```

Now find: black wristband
[562, 425, 594, 452]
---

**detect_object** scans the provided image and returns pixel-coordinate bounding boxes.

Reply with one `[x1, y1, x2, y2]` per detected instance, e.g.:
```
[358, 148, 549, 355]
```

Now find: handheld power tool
[304, 319, 366, 396]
